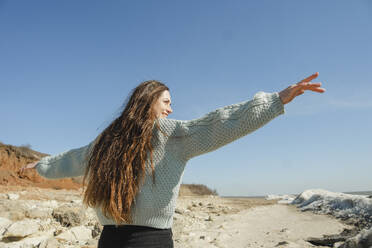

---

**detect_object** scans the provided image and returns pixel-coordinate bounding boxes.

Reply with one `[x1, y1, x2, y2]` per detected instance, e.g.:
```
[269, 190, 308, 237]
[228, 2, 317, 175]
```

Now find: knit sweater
[36, 91, 285, 229]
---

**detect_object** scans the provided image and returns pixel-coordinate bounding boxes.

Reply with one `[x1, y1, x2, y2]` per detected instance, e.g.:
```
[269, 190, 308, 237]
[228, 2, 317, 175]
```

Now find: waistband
[103, 224, 171, 231]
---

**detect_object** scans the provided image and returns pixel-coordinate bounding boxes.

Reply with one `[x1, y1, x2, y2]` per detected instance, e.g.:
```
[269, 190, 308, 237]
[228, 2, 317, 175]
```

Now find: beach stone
[207, 203, 215, 209]
[39, 237, 63, 248]
[275, 241, 289, 246]
[175, 207, 185, 215]
[71, 226, 92, 240]
[193, 212, 209, 220]
[0, 217, 12, 236]
[338, 227, 372, 248]
[56, 230, 76, 241]
[70, 199, 82, 204]
[52, 205, 85, 227]
[307, 235, 346, 247]
[0, 243, 31, 248]
[7, 194, 19, 200]
[334, 242, 344, 248]
[205, 215, 213, 221]
[26, 208, 52, 219]
[56, 226, 92, 242]
[11, 235, 48, 248]
[41, 200, 59, 209]
[7, 210, 26, 221]
[2, 219, 39, 241]
[92, 222, 102, 238]
[85, 238, 98, 247]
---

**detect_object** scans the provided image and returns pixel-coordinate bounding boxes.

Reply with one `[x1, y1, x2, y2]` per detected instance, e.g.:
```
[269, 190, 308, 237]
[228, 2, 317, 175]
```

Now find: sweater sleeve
[36, 141, 94, 179]
[164, 92, 285, 160]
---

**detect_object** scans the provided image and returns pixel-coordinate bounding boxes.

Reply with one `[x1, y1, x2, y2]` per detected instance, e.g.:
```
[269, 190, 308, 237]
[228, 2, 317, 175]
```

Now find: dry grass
[181, 183, 218, 196]
[0, 142, 47, 159]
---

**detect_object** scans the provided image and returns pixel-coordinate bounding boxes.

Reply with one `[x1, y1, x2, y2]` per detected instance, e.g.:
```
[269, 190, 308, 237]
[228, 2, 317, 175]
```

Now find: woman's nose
[167, 107, 173, 114]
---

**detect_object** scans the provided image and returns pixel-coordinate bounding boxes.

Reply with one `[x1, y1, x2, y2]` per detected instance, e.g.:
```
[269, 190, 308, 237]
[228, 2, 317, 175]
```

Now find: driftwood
[307, 228, 359, 247]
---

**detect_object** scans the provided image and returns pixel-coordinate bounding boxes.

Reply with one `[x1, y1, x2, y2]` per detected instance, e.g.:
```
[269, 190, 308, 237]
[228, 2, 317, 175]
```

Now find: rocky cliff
[0, 142, 81, 190]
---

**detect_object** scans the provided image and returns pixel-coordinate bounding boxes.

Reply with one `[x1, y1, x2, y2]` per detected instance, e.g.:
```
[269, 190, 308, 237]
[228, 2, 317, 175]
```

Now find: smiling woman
[20, 73, 325, 248]
[153, 90, 173, 118]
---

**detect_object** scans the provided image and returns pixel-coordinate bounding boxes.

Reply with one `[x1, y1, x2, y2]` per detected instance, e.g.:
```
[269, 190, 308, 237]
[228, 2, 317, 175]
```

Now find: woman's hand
[19, 161, 39, 176]
[279, 72, 326, 105]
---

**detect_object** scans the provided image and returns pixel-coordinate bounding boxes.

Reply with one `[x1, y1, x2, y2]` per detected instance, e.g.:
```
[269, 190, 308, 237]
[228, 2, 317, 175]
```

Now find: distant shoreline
[222, 190, 372, 199]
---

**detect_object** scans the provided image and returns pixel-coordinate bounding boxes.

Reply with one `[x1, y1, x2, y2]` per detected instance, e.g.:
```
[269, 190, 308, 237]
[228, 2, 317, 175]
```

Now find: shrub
[183, 183, 218, 196]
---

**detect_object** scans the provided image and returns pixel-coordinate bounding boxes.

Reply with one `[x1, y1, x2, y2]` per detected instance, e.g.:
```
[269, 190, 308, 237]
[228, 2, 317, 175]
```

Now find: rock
[175, 208, 185, 215]
[52, 205, 85, 227]
[0, 217, 12, 237]
[70, 199, 82, 204]
[70, 226, 92, 240]
[205, 215, 213, 221]
[2, 219, 39, 241]
[53, 229, 63, 236]
[7, 194, 19, 200]
[26, 208, 52, 219]
[56, 230, 76, 242]
[85, 238, 98, 247]
[307, 236, 346, 247]
[39, 237, 63, 248]
[56, 225, 92, 242]
[193, 212, 209, 220]
[92, 222, 102, 238]
[334, 241, 344, 248]
[41, 200, 59, 209]
[8, 235, 49, 248]
[307, 228, 359, 247]
[207, 204, 215, 210]
[275, 241, 289, 246]
[338, 227, 372, 248]
[8, 210, 26, 221]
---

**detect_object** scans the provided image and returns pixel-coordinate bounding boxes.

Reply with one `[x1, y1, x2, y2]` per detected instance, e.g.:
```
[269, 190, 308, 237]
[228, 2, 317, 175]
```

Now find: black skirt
[98, 225, 174, 248]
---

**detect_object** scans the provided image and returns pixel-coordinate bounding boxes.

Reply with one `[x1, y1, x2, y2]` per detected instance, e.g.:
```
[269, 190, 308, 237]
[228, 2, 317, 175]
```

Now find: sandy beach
[173, 196, 350, 248]
[0, 186, 362, 248]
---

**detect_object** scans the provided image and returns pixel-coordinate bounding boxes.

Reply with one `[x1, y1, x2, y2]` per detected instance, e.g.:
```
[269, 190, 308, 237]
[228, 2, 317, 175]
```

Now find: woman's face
[153, 90, 173, 118]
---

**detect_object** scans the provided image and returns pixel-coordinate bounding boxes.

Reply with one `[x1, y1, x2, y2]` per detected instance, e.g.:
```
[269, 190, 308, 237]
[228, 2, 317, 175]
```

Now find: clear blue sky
[1, 1, 371, 196]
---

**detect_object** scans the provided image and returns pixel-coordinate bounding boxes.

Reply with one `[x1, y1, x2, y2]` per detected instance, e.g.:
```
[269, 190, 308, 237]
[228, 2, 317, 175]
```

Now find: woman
[21, 73, 325, 247]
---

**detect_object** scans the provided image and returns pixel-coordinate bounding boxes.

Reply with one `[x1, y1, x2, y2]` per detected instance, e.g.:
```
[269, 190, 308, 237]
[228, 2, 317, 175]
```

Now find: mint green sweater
[36, 91, 285, 229]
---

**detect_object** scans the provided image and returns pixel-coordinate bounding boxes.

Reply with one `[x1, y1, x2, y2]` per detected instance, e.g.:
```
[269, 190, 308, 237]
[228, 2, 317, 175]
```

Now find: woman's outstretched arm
[165, 73, 325, 160]
[20, 141, 95, 179]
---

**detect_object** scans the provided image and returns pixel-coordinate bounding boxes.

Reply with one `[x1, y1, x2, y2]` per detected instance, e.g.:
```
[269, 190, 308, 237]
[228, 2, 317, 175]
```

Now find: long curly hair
[82, 80, 169, 224]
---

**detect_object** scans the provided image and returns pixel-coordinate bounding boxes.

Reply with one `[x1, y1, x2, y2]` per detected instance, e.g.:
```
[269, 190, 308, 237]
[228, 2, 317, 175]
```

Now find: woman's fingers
[300, 72, 319, 83]
[295, 82, 325, 92]
[311, 87, 326, 93]
[279, 72, 325, 104]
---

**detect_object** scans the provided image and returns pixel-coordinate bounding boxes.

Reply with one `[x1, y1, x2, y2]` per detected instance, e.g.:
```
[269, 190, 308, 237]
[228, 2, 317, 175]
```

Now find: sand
[173, 196, 351, 248]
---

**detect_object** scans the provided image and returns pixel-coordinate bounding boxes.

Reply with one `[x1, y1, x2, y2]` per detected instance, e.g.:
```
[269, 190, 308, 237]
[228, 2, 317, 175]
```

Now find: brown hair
[82, 80, 169, 224]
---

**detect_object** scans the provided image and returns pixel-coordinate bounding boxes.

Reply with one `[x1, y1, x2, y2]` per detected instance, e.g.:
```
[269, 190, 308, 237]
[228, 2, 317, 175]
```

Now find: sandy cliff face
[0, 143, 82, 190]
